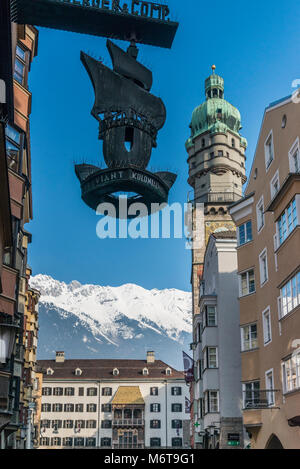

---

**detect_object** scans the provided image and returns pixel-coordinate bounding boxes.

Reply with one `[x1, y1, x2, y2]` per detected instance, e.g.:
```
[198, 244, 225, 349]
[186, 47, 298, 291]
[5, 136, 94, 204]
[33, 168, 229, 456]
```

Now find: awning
[112, 386, 144, 406]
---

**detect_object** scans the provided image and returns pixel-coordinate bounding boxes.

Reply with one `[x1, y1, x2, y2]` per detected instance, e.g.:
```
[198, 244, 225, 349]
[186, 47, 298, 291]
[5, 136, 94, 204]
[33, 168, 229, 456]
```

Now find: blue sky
[28, 0, 300, 291]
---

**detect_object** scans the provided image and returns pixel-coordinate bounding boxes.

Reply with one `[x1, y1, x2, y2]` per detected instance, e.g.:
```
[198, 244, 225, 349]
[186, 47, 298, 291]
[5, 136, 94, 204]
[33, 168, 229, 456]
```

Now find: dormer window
[75, 368, 82, 376]
[46, 368, 54, 376]
[143, 368, 149, 376]
[113, 368, 119, 376]
[166, 368, 172, 376]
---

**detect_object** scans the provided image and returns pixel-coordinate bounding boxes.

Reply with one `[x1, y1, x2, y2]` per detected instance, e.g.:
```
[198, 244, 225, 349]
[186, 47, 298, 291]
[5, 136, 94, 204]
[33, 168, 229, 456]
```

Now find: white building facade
[37, 351, 190, 449]
[192, 232, 244, 449]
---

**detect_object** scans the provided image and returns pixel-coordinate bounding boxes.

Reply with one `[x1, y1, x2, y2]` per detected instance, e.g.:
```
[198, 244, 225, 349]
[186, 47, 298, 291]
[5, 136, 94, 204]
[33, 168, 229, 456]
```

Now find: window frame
[150, 403, 161, 413]
[150, 387, 158, 396]
[264, 129, 274, 171]
[276, 197, 298, 247]
[102, 387, 112, 396]
[262, 307, 272, 346]
[256, 195, 265, 233]
[238, 220, 253, 246]
[288, 137, 300, 173]
[270, 169, 280, 200]
[259, 248, 268, 286]
[265, 368, 275, 406]
[241, 323, 258, 351]
[279, 271, 300, 318]
[239, 268, 256, 297]
[204, 390, 219, 414]
[282, 351, 300, 394]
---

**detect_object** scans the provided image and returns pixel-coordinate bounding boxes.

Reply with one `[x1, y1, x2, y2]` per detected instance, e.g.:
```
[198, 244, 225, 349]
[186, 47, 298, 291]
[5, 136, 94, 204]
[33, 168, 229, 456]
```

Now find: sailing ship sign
[75, 40, 177, 218]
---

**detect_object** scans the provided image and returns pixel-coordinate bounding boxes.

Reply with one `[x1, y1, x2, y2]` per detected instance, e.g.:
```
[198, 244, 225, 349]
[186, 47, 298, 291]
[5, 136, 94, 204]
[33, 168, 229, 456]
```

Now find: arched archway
[265, 434, 284, 449]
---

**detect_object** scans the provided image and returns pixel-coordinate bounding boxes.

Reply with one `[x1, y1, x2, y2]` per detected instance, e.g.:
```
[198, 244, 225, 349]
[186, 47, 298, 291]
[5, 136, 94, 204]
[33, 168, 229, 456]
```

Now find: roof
[112, 386, 145, 405]
[211, 230, 237, 240]
[37, 359, 184, 381]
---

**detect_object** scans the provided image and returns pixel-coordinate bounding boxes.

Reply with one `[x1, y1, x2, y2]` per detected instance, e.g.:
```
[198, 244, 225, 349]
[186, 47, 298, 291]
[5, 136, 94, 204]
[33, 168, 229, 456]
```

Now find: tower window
[213, 88, 218, 97]
[124, 127, 134, 152]
[218, 150, 223, 157]
[231, 138, 235, 148]
[219, 90, 223, 98]
[201, 139, 205, 148]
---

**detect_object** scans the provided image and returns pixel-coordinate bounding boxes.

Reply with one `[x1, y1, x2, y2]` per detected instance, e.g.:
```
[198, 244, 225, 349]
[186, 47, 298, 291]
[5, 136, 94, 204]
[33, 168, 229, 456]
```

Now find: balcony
[207, 192, 241, 203]
[243, 390, 279, 410]
[113, 419, 144, 427]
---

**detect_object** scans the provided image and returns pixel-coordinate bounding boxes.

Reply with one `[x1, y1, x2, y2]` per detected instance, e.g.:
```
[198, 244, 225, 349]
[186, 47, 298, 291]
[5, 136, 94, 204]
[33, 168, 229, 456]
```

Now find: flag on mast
[182, 351, 194, 383]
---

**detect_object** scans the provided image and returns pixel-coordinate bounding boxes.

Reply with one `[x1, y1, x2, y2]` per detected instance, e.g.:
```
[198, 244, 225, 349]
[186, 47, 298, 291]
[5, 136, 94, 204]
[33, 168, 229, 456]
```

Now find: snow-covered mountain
[30, 275, 192, 369]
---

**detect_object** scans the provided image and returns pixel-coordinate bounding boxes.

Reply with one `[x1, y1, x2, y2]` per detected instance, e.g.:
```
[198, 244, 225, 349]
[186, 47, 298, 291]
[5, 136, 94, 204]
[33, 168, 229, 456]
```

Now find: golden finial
[212, 64, 216, 74]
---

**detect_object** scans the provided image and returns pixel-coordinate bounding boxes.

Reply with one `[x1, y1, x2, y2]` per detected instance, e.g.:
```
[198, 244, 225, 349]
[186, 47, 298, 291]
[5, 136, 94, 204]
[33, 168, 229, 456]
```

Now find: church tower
[186, 67, 247, 315]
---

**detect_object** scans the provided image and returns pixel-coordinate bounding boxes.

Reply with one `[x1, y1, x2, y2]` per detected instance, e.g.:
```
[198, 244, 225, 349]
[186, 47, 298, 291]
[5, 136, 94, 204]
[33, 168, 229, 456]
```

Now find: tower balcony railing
[243, 390, 280, 410]
[113, 419, 144, 426]
[207, 192, 241, 203]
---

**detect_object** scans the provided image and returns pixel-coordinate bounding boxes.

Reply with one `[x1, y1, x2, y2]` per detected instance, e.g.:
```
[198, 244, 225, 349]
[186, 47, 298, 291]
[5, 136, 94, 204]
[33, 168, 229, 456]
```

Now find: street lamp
[0, 318, 18, 364]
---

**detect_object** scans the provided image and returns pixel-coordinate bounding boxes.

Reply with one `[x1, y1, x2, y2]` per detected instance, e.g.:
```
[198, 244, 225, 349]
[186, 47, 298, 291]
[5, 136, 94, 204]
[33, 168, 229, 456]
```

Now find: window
[51, 437, 61, 447]
[282, 351, 300, 393]
[101, 438, 111, 447]
[150, 420, 161, 429]
[102, 387, 112, 396]
[52, 420, 62, 429]
[150, 387, 158, 396]
[218, 150, 223, 157]
[46, 368, 54, 375]
[166, 368, 172, 375]
[86, 420, 97, 429]
[63, 420, 73, 429]
[239, 269, 255, 296]
[74, 438, 84, 447]
[63, 438, 73, 447]
[5, 124, 22, 172]
[204, 306, 217, 327]
[42, 387, 52, 396]
[238, 221, 253, 246]
[87, 388, 97, 396]
[259, 248, 268, 285]
[75, 404, 84, 412]
[262, 308, 272, 345]
[288, 138, 300, 173]
[40, 437, 50, 446]
[75, 420, 85, 429]
[40, 420, 50, 428]
[150, 438, 161, 448]
[150, 403, 160, 412]
[279, 272, 300, 318]
[65, 387, 75, 396]
[243, 381, 260, 409]
[265, 369, 275, 406]
[171, 404, 182, 412]
[86, 438, 96, 447]
[171, 420, 182, 429]
[52, 404, 62, 412]
[113, 368, 119, 376]
[264, 130, 274, 169]
[41, 403, 51, 413]
[172, 438, 183, 447]
[75, 368, 82, 376]
[205, 347, 218, 368]
[171, 387, 182, 396]
[101, 420, 112, 428]
[78, 387, 84, 396]
[256, 196, 265, 232]
[143, 368, 149, 375]
[53, 387, 63, 396]
[241, 324, 258, 351]
[87, 404, 97, 412]
[277, 198, 298, 246]
[270, 170, 280, 199]
[204, 391, 219, 413]
[64, 403, 74, 412]
[14, 45, 27, 86]
[231, 138, 235, 148]
[102, 404, 112, 412]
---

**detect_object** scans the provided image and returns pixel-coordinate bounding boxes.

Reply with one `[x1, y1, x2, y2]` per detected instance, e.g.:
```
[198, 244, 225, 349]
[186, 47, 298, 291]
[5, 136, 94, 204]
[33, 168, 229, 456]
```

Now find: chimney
[55, 351, 65, 363]
[147, 351, 155, 364]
